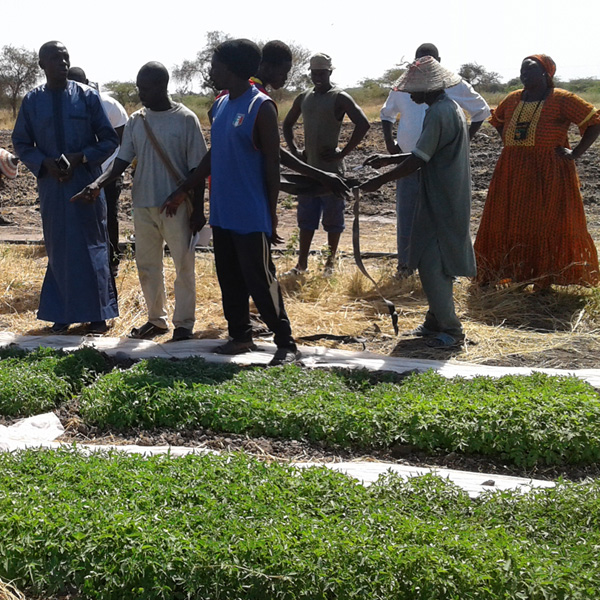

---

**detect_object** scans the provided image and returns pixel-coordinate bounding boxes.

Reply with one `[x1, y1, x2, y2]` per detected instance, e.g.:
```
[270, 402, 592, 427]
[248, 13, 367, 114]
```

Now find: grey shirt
[410, 93, 476, 276]
[301, 88, 344, 175]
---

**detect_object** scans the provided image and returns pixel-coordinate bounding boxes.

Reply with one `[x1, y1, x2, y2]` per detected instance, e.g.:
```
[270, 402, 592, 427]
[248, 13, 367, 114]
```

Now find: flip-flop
[282, 267, 309, 277]
[426, 332, 464, 349]
[402, 324, 437, 337]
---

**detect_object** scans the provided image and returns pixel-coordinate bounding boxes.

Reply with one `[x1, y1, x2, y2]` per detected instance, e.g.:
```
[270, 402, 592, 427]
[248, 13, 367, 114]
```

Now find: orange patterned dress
[474, 88, 600, 287]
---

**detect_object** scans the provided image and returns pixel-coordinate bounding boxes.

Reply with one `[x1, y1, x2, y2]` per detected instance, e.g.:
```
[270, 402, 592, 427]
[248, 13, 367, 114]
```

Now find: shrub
[80, 359, 600, 467]
[0, 346, 112, 416]
[0, 448, 599, 599]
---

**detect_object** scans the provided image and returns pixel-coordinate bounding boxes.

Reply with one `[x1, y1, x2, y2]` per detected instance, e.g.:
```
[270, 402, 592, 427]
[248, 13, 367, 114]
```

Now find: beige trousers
[133, 204, 195, 330]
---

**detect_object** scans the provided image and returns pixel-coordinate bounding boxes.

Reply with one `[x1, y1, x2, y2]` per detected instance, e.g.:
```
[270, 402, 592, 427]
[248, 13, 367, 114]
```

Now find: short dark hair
[39, 40, 66, 64]
[137, 62, 170, 88]
[261, 40, 292, 65]
[415, 43, 440, 61]
[214, 39, 261, 79]
[67, 67, 87, 84]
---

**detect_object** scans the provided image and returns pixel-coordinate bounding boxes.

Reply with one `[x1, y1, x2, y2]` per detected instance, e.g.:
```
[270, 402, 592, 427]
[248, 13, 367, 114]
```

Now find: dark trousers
[104, 176, 123, 268]
[212, 227, 295, 349]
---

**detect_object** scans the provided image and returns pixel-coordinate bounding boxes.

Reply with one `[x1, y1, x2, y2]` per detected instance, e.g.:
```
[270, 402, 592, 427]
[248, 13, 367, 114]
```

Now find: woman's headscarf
[525, 54, 556, 86]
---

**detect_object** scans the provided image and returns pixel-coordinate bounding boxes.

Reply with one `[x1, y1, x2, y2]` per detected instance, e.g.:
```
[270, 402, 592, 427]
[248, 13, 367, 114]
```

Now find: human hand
[43, 157, 67, 181]
[386, 141, 400, 155]
[270, 213, 283, 245]
[161, 190, 187, 217]
[320, 172, 351, 199]
[70, 184, 100, 204]
[555, 146, 575, 160]
[321, 147, 343, 162]
[358, 178, 382, 194]
[290, 147, 305, 161]
[363, 154, 389, 169]
[64, 153, 84, 169]
[190, 208, 207, 234]
[271, 228, 284, 245]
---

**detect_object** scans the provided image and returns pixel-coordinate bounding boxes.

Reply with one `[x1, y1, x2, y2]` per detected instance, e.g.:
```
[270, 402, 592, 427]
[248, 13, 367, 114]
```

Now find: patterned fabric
[474, 88, 600, 287]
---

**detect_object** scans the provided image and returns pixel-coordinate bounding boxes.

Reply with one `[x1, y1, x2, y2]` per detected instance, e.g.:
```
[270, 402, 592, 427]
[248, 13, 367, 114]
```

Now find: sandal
[214, 339, 257, 355]
[128, 322, 168, 340]
[282, 267, 309, 277]
[426, 332, 464, 349]
[402, 324, 437, 338]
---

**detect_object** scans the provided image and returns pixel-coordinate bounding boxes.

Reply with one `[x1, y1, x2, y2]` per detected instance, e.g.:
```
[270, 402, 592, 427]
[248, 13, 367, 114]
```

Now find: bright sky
[4, 0, 599, 92]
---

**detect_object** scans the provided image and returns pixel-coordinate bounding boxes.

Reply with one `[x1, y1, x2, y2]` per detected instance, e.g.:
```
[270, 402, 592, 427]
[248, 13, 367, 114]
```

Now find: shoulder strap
[140, 109, 185, 185]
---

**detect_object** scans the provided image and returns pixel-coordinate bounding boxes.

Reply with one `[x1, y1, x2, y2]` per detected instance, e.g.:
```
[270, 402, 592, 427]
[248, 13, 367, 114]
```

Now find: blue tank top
[209, 86, 274, 235]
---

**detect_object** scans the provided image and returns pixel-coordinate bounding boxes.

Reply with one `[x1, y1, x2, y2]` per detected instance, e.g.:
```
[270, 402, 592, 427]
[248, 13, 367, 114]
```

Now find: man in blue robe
[12, 41, 119, 334]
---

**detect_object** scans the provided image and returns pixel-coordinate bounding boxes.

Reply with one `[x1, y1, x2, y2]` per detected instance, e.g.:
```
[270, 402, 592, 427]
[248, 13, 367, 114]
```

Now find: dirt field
[1, 123, 600, 372]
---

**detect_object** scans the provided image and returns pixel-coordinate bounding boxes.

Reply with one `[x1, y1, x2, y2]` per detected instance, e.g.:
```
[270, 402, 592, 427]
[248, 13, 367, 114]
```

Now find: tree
[173, 31, 232, 93]
[172, 31, 312, 94]
[0, 45, 40, 117]
[102, 81, 139, 107]
[458, 62, 502, 92]
[358, 65, 406, 90]
[277, 41, 311, 91]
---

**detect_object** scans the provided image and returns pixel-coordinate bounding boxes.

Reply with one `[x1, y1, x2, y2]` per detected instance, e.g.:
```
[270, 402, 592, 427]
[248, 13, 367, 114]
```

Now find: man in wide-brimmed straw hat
[360, 56, 476, 349]
[0, 148, 19, 225]
[0, 148, 18, 180]
[380, 44, 489, 279]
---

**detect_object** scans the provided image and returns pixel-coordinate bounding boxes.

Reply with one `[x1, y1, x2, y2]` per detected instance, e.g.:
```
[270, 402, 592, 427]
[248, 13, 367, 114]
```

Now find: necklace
[513, 93, 545, 142]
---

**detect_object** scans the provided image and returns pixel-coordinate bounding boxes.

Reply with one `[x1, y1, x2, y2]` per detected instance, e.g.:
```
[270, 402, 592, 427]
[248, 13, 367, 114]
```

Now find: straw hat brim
[394, 57, 462, 93]
[0, 149, 18, 179]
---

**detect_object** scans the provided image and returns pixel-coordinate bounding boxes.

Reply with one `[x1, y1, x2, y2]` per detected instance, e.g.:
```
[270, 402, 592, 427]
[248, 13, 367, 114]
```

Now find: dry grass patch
[0, 244, 598, 368]
[0, 578, 24, 600]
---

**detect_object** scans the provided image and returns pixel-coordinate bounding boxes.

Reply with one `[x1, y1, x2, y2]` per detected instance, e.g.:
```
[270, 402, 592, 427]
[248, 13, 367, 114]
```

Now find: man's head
[210, 39, 261, 91]
[415, 43, 440, 62]
[309, 53, 333, 93]
[136, 62, 170, 110]
[38, 41, 70, 89]
[67, 67, 88, 85]
[257, 40, 292, 90]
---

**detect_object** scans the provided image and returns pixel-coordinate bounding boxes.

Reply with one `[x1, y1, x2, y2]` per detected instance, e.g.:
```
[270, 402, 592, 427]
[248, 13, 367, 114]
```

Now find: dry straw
[0, 578, 25, 600]
[0, 244, 598, 368]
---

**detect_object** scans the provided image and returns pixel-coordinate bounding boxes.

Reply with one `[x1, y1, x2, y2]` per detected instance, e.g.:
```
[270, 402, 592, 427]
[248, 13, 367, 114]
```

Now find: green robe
[410, 93, 476, 277]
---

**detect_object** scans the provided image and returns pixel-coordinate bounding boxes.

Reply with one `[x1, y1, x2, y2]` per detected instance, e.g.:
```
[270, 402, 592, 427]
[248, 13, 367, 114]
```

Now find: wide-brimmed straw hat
[0, 149, 18, 179]
[394, 56, 461, 93]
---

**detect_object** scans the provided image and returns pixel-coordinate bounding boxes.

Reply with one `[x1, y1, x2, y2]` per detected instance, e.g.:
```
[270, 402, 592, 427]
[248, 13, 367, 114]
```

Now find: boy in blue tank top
[165, 39, 300, 366]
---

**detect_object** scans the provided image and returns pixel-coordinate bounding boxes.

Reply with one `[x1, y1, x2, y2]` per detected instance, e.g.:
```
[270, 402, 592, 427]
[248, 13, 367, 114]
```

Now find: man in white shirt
[380, 43, 490, 277]
[68, 67, 128, 275]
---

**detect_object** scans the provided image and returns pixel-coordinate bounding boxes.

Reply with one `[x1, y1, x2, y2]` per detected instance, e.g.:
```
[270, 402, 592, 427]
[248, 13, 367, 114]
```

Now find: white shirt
[99, 92, 128, 171]
[380, 80, 491, 152]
